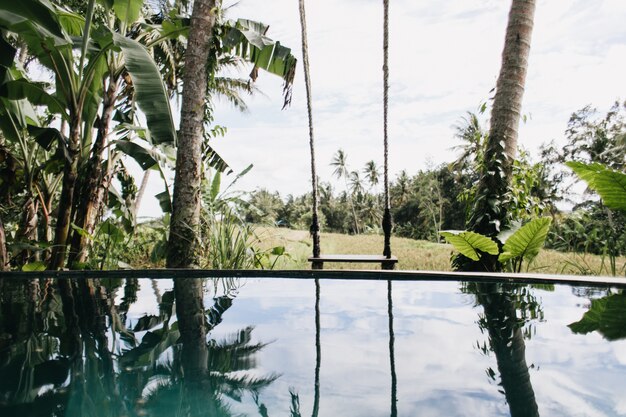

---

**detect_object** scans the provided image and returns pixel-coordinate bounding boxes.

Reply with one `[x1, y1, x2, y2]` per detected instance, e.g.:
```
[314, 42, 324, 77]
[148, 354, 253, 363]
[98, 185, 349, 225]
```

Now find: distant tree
[330, 149, 360, 233]
[245, 189, 284, 224]
[363, 160, 380, 190]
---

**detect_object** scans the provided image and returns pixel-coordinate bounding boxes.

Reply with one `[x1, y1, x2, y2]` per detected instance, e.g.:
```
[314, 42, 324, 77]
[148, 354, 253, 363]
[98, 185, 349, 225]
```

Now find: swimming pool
[0, 271, 625, 416]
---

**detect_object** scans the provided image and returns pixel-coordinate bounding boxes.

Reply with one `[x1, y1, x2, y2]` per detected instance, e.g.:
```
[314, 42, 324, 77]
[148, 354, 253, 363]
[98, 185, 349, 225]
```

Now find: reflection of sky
[124, 279, 626, 417]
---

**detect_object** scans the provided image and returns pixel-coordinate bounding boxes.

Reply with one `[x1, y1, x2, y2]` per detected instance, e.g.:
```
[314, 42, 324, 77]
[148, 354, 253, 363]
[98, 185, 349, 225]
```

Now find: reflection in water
[387, 280, 397, 417]
[474, 283, 540, 417]
[0, 277, 276, 417]
[1, 277, 626, 416]
[569, 290, 626, 341]
[313, 278, 321, 417]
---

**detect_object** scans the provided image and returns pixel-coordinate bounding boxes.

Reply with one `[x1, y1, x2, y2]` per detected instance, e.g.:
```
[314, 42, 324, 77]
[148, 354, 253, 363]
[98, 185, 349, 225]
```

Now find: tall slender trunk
[49, 112, 81, 270]
[469, 0, 536, 238]
[344, 178, 360, 234]
[175, 278, 208, 377]
[131, 169, 151, 223]
[67, 80, 118, 267]
[16, 196, 39, 265]
[167, 0, 217, 268]
[478, 284, 539, 417]
[0, 216, 8, 271]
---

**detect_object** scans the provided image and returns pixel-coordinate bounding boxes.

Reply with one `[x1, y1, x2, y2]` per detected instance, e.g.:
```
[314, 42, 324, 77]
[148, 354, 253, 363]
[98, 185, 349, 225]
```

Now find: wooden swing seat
[308, 254, 398, 270]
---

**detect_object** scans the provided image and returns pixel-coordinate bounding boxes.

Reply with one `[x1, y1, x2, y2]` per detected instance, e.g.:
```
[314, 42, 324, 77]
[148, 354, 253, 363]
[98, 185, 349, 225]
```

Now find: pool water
[0, 276, 625, 417]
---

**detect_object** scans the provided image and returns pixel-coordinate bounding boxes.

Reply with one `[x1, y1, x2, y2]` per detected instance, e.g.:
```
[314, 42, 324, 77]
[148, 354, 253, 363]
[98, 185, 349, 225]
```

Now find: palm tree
[167, 2, 298, 267]
[166, 0, 218, 268]
[465, 0, 537, 270]
[363, 160, 380, 191]
[451, 112, 486, 175]
[331, 149, 360, 233]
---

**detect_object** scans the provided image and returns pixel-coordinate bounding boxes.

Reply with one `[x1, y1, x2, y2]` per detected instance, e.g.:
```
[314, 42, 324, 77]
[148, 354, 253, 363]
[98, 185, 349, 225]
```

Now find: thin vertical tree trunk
[167, 0, 217, 268]
[469, 0, 536, 239]
[131, 169, 151, 223]
[67, 80, 118, 267]
[0, 216, 8, 271]
[49, 113, 81, 270]
[175, 278, 208, 377]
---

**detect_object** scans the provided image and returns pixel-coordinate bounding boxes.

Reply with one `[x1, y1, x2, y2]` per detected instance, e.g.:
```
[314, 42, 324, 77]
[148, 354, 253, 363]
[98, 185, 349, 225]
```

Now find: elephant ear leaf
[498, 217, 551, 263]
[566, 161, 626, 213]
[440, 231, 499, 261]
[111, 32, 177, 145]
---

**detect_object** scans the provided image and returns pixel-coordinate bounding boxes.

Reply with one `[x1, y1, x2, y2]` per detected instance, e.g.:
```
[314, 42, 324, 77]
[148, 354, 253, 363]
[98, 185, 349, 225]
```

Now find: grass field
[253, 226, 626, 276]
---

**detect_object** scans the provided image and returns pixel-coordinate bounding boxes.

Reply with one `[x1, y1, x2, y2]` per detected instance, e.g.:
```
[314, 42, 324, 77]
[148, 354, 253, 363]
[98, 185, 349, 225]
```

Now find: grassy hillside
[254, 226, 626, 276]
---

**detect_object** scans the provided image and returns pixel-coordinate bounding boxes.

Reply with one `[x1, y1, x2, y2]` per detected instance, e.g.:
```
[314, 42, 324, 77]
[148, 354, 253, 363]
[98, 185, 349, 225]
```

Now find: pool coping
[1, 269, 625, 288]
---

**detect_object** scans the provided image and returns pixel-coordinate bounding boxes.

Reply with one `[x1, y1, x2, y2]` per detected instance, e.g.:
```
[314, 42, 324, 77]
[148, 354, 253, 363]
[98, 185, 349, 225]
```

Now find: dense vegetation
[0, 0, 624, 276]
[241, 102, 626, 272]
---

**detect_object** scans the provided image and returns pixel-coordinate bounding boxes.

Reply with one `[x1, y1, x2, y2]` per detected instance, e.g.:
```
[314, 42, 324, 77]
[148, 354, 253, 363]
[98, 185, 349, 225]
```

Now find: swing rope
[298, 0, 321, 263]
[299, 0, 394, 268]
[382, 0, 393, 259]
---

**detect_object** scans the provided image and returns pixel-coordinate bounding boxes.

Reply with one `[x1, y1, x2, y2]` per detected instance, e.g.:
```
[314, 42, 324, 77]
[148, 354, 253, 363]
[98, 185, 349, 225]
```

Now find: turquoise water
[0, 276, 625, 416]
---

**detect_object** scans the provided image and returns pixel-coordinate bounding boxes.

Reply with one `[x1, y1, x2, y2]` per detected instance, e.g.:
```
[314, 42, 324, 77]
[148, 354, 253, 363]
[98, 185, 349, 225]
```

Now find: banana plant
[0, 0, 178, 269]
[441, 217, 552, 273]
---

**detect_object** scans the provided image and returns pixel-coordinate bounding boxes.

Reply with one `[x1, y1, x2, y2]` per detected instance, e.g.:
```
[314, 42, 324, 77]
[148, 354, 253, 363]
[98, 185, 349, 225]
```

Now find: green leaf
[0, 79, 67, 117]
[498, 217, 551, 263]
[112, 0, 142, 24]
[440, 231, 499, 261]
[22, 261, 46, 271]
[115, 139, 158, 170]
[0, 34, 16, 69]
[568, 293, 626, 341]
[0, 0, 68, 44]
[111, 32, 177, 145]
[28, 125, 64, 150]
[210, 171, 221, 201]
[155, 190, 172, 213]
[221, 19, 297, 107]
[567, 161, 626, 212]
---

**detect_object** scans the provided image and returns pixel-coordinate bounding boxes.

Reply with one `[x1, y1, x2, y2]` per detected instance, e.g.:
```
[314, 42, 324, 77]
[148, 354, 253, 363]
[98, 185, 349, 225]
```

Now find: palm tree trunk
[167, 0, 217, 268]
[469, 0, 536, 238]
[67, 80, 118, 267]
[175, 278, 208, 377]
[478, 284, 539, 417]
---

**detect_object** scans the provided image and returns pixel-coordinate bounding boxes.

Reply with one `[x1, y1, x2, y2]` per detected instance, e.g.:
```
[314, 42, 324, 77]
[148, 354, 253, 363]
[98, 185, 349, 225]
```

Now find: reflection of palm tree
[475, 283, 539, 417]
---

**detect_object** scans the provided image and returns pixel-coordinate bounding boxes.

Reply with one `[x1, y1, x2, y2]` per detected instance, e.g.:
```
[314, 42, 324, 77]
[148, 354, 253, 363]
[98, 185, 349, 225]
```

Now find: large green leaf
[112, 0, 142, 25]
[111, 32, 177, 145]
[440, 231, 499, 261]
[0, 79, 67, 117]
[498, 217, 552, 263]
[0, 0, 68, 43]
[114, 139, 159, 170]
[221, 19, 296, 107]
[569, 293, 626, 341]
[567, 161, 626, 212]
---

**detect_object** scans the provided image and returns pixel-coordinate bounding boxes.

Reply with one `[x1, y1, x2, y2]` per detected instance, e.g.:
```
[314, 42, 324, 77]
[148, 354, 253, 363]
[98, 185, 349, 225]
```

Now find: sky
[138, 0, 626, 218]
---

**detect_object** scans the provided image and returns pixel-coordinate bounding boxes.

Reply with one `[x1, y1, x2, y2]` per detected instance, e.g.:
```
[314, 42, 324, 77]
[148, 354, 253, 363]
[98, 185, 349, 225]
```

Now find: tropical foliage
[0, 0, 296, 271]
